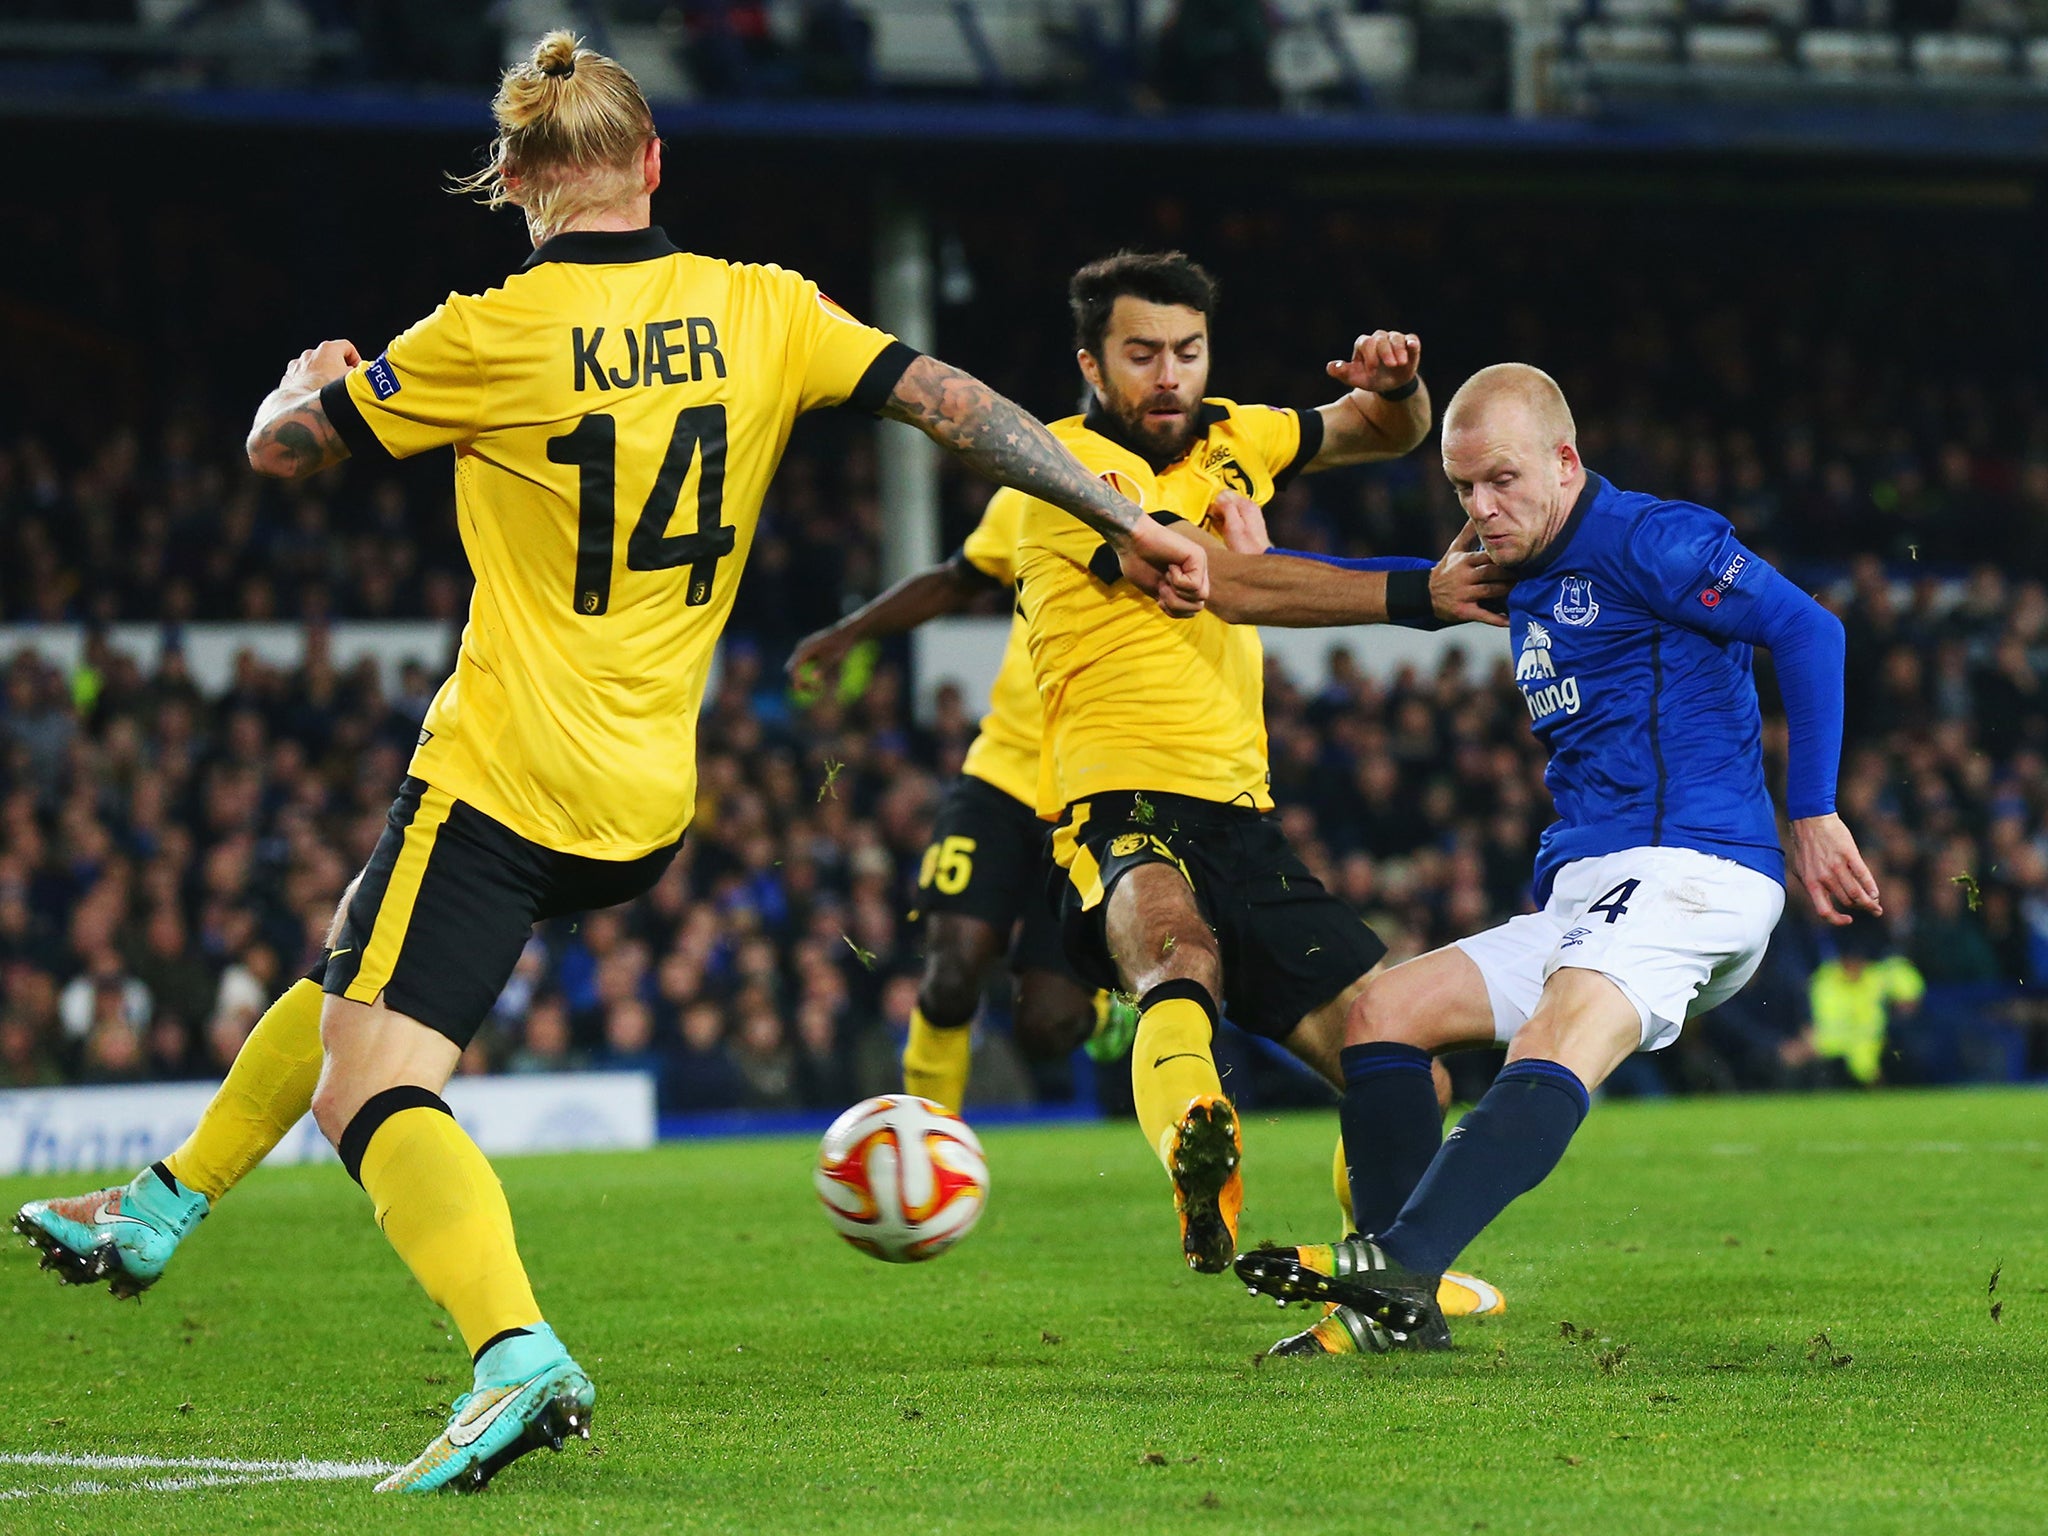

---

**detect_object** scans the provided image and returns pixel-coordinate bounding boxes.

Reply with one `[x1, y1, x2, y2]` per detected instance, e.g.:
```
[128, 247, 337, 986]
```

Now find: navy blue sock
[1339, 1042, 1442, 1238]
[1376, 1058, 1591, 1278]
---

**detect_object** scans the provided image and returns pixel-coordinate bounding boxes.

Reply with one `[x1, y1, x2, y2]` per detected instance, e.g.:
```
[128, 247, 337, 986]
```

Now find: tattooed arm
[246, 340, 359, 479]
[881, 354, 1209, 612]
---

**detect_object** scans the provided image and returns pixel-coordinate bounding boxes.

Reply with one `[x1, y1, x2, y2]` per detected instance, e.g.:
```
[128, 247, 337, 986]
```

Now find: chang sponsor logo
[1522, 676, 1583, 722]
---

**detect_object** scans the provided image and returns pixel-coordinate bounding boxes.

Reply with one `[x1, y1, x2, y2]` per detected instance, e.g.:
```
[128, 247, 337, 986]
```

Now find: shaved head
[1442, 363, 1576, 450]
[1441, 363, 1586, 568]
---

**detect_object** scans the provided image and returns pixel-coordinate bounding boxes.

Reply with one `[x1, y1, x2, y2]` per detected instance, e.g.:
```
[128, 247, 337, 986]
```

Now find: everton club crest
[1553, 576, 1599, 627]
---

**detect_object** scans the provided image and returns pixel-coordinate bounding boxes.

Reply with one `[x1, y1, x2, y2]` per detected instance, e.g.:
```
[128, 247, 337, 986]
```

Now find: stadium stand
[1, 87, 2043, 1121]
[17, 0, 2048, 130]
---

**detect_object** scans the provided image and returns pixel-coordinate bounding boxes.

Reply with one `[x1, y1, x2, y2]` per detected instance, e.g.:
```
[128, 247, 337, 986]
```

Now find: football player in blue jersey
[1234, 362, 1882, 1356]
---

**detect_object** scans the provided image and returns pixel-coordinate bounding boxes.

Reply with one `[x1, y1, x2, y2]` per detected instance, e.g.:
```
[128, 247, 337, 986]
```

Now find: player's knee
[1346, 977, 1407, 1048]
[918, 947, 984, 1031]
[309, 1074, 351, 1147]
[1123, 927, 1221, 1001]
[1014, 993, 1091, 1059]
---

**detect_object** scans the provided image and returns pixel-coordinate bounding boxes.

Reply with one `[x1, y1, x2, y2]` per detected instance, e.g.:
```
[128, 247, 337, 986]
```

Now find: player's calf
[904, 913, 1001, 1111]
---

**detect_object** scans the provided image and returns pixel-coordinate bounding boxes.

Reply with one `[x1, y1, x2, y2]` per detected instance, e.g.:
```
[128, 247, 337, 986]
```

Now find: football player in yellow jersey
[785, 477, 1255, 1110]
[1011, 253, 1510, 1347]
[11, 34, 1212, 1493]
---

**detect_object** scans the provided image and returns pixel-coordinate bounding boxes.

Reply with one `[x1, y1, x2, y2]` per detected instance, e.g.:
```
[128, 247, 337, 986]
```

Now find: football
[814, 1095, 989, 1263]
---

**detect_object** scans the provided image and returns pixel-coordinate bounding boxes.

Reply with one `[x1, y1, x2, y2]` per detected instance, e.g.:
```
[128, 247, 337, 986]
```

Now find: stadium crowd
[0, 541, 2040, 1109]
[4, 167, 2044, 1111]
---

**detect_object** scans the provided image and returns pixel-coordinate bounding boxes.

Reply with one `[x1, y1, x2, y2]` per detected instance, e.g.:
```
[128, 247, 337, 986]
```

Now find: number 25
[920, 836, 976, 896]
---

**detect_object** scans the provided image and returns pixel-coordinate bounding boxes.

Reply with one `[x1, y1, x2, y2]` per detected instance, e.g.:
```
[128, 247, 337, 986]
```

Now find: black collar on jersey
[1082, 395, 1230, 472]
[522, 225, 681, 270]
[1515, 471, 1605, 579]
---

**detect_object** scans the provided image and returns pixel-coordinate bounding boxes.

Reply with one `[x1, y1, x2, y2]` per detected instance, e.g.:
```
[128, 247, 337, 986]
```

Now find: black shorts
[1051, 789, 1386, 1041]
[914, 774, 1071, 977]
[325, 777, 679, 1048]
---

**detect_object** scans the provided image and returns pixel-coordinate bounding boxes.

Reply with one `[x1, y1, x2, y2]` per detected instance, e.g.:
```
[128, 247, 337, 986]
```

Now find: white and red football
[814, 1095, 988, 1263]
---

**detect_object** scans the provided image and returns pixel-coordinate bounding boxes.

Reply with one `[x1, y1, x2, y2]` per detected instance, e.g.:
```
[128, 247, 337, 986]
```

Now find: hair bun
[533, 31, 579, 77]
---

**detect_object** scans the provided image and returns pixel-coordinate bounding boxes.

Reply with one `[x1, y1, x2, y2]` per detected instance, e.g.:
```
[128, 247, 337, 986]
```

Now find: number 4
[1587, 879, 1640, 924]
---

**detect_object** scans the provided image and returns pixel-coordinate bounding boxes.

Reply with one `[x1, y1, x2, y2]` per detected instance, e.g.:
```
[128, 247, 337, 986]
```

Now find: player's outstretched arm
[1305, 330, 1432, 472]
[247, 340, 358, 480]
[786, 556, 997, 689]
[1152, 502, 1506, 628]
[880, 354, 1207, 614]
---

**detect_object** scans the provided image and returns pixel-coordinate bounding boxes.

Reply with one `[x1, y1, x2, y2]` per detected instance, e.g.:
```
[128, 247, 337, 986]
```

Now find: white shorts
[1454, 847, 1785, 1052]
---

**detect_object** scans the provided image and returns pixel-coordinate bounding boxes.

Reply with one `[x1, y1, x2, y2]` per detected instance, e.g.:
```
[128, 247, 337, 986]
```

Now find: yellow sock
[903, 1006, 971, 1112]
[1131, 996, 1223, 1172]
[1333, 1132, 1353, 1228]
[358, 1105, 541, 1357]
[164, 978, 326, 1200]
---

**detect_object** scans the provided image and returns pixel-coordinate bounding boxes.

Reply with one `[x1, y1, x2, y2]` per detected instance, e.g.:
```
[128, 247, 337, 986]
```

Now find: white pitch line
[0, 1452, 397, 1498]
[0, 1453, 395, 1476]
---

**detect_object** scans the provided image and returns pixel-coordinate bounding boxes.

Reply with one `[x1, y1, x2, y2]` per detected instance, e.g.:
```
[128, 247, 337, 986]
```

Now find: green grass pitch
[2, 1087, 2043, 1533]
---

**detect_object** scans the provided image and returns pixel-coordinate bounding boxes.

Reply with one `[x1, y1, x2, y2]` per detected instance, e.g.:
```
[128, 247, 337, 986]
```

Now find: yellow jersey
[1014, 398, 1321, 817]
[954, 491, 1043, 808]
[322, 226, 907, 858]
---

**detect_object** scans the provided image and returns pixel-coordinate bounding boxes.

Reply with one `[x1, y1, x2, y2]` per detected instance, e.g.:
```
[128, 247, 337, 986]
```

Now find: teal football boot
[377, 1323, 595, 1494]
[13, 1162, 209, 1298]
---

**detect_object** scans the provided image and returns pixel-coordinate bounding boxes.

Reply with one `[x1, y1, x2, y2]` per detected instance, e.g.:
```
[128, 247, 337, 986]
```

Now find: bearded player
[1008, 252, 1511, 1334]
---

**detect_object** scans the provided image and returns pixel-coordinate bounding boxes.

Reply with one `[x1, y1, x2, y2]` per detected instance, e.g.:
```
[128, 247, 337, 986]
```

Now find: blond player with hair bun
[13, 29, 1211, 1496]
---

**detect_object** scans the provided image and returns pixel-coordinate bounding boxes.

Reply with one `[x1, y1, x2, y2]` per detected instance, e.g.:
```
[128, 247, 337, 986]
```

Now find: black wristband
[1385, 568, 1441, 629]
[1374, 377, 1421, 402]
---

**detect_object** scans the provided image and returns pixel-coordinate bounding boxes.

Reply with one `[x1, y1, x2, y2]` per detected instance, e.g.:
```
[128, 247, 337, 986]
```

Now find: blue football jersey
[1509, 473, 1802, 903]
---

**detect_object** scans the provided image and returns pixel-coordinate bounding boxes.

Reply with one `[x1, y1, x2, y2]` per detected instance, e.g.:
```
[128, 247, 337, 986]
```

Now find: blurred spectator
[1154, 0, 1276, 108]
[732, 992, 798, 1108]
[679, 0, 786, 97]
[210, 943, 281, 1055]
[58, 948, 150, 1043]
[0, 1008, 62, 1087]
[129, 908, 217, 1034]
[1797, 919, 1927, 1086]
[596, 997, 664, 1077]
[797, 0, 872, 96]
[80, 1014, 148, 1085]
[509, 997, 583, 1076]
[667, 999, 749, 1113]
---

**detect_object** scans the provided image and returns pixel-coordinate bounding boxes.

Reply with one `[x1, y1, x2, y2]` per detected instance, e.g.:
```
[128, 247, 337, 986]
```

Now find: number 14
[547, 404, 734, 616]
